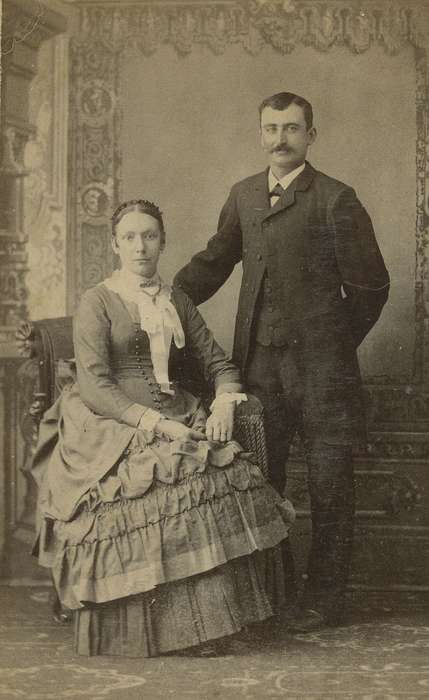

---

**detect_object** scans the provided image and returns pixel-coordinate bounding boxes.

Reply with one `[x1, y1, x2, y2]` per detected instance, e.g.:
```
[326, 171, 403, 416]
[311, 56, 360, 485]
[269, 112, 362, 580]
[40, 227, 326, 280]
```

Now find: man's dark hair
[259, 92, 313, 129]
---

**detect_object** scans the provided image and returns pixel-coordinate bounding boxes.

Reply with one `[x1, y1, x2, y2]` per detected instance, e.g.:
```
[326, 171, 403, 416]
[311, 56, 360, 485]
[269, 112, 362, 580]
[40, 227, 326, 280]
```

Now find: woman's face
[112, 210, 164, 278]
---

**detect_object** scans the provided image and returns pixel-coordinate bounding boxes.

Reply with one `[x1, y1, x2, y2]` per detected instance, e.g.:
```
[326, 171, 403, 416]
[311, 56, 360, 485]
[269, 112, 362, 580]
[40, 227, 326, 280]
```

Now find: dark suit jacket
[175, 162, 390, 444]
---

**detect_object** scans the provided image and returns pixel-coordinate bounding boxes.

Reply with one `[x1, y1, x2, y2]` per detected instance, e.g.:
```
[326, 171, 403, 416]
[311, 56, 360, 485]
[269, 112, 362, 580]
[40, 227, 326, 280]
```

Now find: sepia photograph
[0, 0, 428, 698]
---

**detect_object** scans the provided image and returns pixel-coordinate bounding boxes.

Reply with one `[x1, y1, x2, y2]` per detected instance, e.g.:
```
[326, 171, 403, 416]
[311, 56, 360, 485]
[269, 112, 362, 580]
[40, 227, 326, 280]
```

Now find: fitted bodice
[103, 303, 196, 417]
[72, 282, 240, 425]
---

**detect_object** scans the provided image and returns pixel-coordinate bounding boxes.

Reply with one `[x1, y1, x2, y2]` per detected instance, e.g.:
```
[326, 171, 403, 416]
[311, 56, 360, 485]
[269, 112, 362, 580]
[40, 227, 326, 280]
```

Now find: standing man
[174, 92, 389, 631]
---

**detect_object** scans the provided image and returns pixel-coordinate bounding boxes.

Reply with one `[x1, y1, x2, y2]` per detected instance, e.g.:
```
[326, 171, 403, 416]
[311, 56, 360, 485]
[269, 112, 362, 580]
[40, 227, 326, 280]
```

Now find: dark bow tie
[269, 183, 284, 198]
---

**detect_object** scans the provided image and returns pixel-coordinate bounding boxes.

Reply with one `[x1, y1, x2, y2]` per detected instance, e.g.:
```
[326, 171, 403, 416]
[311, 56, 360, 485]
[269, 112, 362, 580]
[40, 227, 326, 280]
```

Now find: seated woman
[34, 198, 294, 658]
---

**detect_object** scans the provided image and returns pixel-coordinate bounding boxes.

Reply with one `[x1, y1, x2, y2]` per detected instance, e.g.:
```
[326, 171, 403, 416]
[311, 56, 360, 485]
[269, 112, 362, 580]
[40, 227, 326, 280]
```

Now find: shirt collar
[268, 162, 306, 193]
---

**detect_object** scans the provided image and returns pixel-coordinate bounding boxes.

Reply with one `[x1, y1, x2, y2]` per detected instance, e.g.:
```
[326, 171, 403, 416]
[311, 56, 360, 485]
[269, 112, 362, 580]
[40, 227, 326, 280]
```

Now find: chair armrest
[233, 394, 269, 479]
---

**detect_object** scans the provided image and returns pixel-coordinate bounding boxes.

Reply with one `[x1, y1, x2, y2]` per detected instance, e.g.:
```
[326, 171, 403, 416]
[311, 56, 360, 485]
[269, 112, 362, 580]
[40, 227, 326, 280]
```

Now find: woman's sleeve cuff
[120, 403, 147, 427]
[138, 408, 164, 433]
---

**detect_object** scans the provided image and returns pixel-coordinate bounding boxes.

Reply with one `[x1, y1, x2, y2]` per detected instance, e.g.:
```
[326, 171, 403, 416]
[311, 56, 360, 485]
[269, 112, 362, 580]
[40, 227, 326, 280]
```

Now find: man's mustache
[271, 145, 294, 153]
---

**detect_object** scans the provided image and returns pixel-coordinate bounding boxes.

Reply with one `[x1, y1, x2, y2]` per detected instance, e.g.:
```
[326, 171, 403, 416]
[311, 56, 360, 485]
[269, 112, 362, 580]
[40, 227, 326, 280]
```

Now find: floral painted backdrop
[24, 37, 68, 320]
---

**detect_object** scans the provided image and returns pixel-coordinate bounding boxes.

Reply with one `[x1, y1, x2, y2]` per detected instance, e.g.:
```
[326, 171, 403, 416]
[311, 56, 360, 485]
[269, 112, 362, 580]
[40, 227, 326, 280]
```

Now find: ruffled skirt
[74, 548, 285, 657]
[39, 430, 293, 656]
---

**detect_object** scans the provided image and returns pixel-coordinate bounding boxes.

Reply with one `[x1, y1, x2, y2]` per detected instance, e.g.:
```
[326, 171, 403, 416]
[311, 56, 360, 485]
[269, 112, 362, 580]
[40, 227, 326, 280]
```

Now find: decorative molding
[0, 1, 67, 355]
[49, 35, 69, 212]
[66, 33, 118, 310]
[24, 35, 69, 319]
[290, 429, 429, 462]
[367, 434, 429, 462]
[0, 357, 25, 574]
[1, 124, 34, 176]
[15, 358, 40, 530]
[0, 365, 6, 566]
[71, 1, 429, 56]
[287, 467, 422, 519]
[414, 45, 429, 384]
[1, 0, 66, 58]
[0, 232, 29, 328]
[363, 380, 429, 429]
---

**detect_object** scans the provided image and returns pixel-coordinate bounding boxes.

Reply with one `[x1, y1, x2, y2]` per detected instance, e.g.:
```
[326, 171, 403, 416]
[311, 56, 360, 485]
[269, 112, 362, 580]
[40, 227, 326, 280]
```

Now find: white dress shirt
[268, 162, 306, 206]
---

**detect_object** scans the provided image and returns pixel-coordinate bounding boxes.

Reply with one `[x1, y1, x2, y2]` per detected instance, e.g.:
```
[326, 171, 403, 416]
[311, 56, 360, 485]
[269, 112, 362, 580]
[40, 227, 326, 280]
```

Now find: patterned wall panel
[67, 36, 119, 311]
[25, 36, 68, 320]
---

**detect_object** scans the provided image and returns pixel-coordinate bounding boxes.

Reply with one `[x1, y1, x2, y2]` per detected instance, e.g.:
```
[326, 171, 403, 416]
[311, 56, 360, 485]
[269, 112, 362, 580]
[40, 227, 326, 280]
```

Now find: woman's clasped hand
[155, 402, 235, 444]
[155, 417, 206, 442]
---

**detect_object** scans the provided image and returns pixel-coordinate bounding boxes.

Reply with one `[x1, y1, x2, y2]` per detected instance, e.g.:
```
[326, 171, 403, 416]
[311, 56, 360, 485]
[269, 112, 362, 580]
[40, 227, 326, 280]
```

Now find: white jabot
[102, 269, 185, 394]
[268, 162, 306, 206]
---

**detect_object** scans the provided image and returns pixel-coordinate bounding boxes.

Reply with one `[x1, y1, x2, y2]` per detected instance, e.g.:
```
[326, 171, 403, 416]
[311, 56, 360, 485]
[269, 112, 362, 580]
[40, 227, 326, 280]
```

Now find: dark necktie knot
[269, 183, 284, 198]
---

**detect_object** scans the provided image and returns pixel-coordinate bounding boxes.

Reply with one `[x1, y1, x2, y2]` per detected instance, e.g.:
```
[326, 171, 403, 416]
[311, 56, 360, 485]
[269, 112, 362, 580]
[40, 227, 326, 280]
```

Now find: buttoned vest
[254, 272, 288, 347]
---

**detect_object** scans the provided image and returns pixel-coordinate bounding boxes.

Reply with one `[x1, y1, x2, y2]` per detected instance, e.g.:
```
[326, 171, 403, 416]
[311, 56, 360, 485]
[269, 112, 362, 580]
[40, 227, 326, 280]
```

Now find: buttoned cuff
[138, 408, 164, 432]
[120, 403, 147, 428]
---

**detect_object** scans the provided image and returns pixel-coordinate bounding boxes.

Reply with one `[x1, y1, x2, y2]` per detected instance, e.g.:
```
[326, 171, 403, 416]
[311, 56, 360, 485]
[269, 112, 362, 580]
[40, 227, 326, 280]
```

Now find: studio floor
[0, 586, 428, 700]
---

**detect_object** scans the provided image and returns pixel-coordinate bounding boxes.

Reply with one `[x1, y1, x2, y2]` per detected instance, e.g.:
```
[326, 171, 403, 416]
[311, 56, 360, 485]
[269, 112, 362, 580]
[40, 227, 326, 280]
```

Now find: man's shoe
[283, 607, 329, 633]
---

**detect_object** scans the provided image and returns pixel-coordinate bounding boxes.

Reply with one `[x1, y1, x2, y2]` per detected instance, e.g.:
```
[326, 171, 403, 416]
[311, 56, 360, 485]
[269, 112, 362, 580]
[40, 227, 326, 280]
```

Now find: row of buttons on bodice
[133, 324, 163, 410]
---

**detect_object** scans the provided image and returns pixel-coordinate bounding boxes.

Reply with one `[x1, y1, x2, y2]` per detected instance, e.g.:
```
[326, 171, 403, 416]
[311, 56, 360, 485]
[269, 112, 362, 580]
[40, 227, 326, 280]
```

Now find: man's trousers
[246, 342, 355, 620]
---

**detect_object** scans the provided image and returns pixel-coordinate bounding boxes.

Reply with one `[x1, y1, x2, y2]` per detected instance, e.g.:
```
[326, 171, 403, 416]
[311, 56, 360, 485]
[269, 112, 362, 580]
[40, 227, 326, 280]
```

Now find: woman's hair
[111, 199, 166, 244]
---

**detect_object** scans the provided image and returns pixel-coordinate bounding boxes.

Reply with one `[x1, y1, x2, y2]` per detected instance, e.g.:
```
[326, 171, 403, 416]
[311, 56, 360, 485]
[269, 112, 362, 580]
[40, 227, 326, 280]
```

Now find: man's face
[260, 103, 316, 174]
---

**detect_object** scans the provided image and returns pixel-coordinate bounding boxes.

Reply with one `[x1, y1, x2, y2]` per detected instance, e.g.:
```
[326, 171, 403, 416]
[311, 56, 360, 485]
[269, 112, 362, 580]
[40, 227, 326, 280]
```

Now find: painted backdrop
[120, 41, 415, 379]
